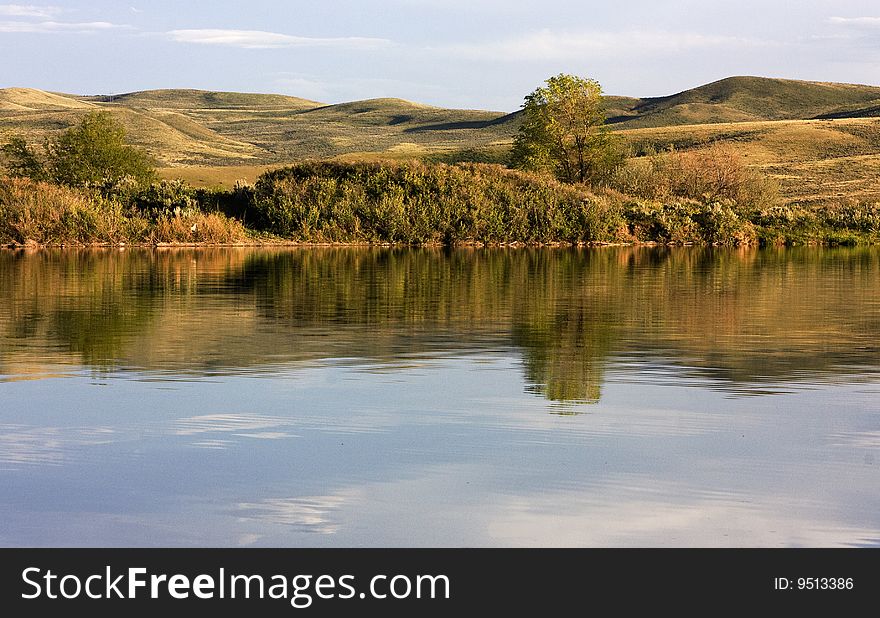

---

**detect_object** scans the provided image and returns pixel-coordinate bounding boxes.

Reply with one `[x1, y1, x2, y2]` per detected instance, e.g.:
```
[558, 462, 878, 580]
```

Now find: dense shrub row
[3, 157, 880, 247]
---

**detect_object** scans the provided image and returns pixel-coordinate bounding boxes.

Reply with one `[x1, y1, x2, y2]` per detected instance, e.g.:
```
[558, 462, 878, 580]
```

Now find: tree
[2, 111, 155, 189]
[511, 73, 622, 185]
[1, 137, 47, 181]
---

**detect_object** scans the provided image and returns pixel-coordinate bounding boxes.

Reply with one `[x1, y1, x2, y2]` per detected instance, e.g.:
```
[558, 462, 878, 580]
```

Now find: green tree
[1, 137, 47, 181]
[2, 111, 155, 189]
[511, 73, 622, 185]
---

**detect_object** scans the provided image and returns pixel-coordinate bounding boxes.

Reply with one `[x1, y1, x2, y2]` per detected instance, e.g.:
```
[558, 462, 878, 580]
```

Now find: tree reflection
[2, 246, 880, 402]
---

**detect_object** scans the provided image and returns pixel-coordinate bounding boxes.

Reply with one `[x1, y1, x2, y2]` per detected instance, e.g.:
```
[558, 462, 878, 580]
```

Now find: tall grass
[0, 176, 247, 245]
[610, 143, 780, 210]
[0, 177, 131, 244]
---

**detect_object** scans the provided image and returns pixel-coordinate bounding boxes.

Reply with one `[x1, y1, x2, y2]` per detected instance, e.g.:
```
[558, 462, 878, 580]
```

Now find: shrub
[252, 161, 625, 244]
[611, 144, 780, 210]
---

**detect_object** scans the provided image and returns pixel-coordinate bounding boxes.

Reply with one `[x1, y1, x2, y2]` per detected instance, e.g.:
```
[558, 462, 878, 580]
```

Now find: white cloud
[829, 16, 880, 27]
[0, 20, 125, 33]
[0, 4, 61, 18]
[168, 28, 392, 50]
[445, 29, 770, 61]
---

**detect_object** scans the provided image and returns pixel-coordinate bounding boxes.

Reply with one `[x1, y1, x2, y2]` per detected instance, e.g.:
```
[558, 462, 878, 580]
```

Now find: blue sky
[2, 1, 880, 110]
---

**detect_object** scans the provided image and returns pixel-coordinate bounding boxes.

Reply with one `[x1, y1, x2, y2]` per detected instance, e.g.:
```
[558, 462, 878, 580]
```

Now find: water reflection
[2, 247, 880, 401]
[1, 247, 879, 547]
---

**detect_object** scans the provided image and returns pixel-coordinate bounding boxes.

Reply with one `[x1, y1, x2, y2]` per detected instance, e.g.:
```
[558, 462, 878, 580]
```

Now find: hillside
[0, 88, 96, 111]
[3, 77, 880, 206]
[5, 78, 880, 164]
[92, 89, 322, 110]
[0, 87, 516, 166]
[606, 76, 880, 127]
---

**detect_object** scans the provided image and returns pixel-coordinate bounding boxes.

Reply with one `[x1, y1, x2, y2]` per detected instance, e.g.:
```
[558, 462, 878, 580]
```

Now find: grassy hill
[90, 89, 322, 110]
[0, 87, 516, 166]
[0, 88, 95, 111]
[606, 76, 880, 128]
[3, 77, 880, 205]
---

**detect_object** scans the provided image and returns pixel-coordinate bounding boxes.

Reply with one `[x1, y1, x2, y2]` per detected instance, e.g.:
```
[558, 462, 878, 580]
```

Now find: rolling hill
[0, 87, 517, 165]
[4, 77, 880, 165]
[3, 77, 880, 205]
[605, 76, 880, 127]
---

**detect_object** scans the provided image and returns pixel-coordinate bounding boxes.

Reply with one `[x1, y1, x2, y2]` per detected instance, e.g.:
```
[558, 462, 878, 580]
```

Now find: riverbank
[3, 160, 879, 247]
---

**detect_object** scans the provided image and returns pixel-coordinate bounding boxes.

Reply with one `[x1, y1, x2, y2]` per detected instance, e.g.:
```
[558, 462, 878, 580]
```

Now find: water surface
[1, 247, 878, 546]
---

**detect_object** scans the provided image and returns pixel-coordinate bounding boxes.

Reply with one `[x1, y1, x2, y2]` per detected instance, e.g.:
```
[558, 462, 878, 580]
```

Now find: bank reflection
[2, 246, 879, 402]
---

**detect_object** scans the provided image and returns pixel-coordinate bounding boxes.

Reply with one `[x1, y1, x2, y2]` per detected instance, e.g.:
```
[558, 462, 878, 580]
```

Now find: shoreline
[0, 240, 651, 250]
[0, 238, 860, 250]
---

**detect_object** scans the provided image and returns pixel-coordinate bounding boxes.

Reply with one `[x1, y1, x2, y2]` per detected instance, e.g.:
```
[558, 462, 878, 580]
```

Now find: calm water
[1, 246, 878, 547]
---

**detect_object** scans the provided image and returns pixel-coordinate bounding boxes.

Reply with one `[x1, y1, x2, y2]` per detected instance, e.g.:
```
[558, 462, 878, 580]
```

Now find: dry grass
[0, 88, 516, 166]
[5, 80, 880, 209]
[0, 176, 130, 244]
[158, 164, 280, 188]
[0, 175, 248, 245]
[617, 118, 880, 207]
[0, 88, 95, 111]
[611, 143, 780, 209]
[150, 211, 248, 244]
[606, 76, 880, 128]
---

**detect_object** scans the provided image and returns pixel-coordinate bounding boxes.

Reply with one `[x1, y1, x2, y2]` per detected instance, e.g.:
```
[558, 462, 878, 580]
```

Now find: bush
[253, 161, 626, 244]
[610, 144, 780, 210]
[150, 212, 248, 244]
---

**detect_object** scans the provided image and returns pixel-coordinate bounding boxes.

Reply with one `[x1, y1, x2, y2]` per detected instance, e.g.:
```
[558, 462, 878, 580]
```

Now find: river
[1, 246, 878, 546]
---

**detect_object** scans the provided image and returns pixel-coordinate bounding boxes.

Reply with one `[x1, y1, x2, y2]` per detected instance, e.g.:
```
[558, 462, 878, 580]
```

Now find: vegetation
[251, 161, 622, 244]
[610, 144, 780, 208]
[6, 77, 880, 166]
[4, 78, 880, 210]
[2, 111, 156, 189]
[511, 74, 623, 184]
[3, 75, 880, 247]
[3, 155, 880, 246]
[0, 176, 247, 245]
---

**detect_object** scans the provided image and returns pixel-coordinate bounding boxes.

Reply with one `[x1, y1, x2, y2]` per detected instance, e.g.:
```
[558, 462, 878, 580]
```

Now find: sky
[2, 1, 880, 111]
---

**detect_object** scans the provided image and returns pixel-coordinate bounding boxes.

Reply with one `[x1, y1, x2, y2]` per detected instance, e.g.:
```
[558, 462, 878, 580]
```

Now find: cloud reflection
[171, 413, 298, 448]
[0, 424, 114, 468]
[484, 482, 880, 547]
[234, 494, 353, 535]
